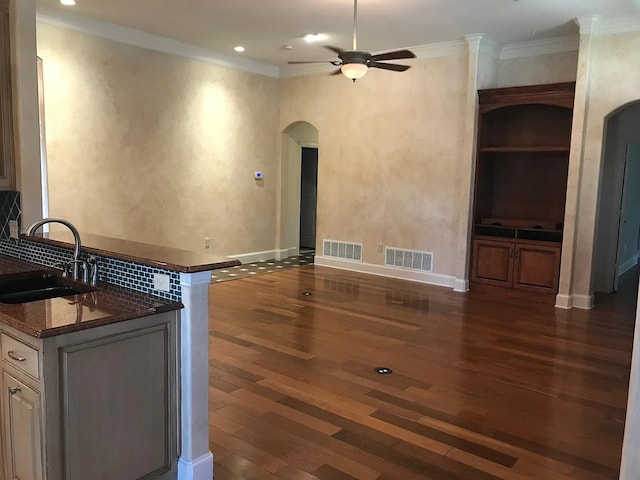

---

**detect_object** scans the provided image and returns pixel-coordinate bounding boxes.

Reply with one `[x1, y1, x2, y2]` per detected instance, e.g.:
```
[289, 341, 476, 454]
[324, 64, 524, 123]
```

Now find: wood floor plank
[209, 265, 637, 479]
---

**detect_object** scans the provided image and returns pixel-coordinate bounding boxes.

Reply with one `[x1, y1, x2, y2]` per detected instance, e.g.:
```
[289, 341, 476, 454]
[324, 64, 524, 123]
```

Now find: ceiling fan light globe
[341, 63, 368, 80]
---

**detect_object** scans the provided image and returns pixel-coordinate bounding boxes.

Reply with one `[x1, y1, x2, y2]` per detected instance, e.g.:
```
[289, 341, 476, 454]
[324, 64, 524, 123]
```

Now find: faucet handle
[53, 261, 71, 277]
[86, 256, 99, 286]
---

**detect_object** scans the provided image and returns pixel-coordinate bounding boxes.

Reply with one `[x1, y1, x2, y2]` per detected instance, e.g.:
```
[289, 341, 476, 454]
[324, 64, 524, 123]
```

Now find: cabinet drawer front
[1, 334, 40, 380]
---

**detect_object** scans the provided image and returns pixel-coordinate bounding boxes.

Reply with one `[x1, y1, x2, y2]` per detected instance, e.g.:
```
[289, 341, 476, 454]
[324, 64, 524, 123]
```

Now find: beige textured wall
[11, 0, 41, 227]
[279, 54, 468, 275]
[571, 30, 640, 296]
[497, 51, 578, 87]
[36, 23, 279, 255]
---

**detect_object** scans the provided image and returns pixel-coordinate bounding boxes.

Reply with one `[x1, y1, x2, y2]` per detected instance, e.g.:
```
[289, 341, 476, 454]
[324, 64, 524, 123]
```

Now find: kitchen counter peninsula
[21, 230, 239, 272]
[0, 253, 182, 479]
[3, 229, 233, 480]
[0, 254, 182, 338]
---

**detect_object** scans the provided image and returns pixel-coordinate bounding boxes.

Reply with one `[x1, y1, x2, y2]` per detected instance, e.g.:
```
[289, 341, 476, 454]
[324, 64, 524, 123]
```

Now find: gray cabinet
[0, 311, 179, 480]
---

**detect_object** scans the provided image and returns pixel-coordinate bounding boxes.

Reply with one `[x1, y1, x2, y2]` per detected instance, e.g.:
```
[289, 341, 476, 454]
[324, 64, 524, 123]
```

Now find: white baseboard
[178, 452, 213, 480]
[573, 294, 595, 310]
[314, 256, 456, 289]
[555, 294, 573, 309]
[555, 293, 595, 310]
[227, 249, 278, 263]
[228, 247, 301, 263]
[454, 278, 469, 292]
[619, 255, 639, 277]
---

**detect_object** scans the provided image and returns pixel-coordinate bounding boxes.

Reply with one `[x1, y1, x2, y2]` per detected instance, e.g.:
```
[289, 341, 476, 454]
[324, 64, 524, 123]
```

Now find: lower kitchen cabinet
[0, 311, 179, 480]
[2, 372, 42, 480]
[471, 237, 561, 293]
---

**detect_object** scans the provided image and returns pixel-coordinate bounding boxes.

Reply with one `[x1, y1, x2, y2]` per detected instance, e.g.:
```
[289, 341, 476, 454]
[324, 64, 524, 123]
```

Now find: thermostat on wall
[254, 171, 263, 180]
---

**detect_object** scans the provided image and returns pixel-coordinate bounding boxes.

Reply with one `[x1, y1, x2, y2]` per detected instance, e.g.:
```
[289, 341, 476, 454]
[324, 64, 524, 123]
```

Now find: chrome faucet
[26, 218, 93, 283]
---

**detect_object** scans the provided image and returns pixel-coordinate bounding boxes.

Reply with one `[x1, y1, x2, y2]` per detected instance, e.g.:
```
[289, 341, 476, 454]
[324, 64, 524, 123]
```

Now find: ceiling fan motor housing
[339, 50, 372, 65]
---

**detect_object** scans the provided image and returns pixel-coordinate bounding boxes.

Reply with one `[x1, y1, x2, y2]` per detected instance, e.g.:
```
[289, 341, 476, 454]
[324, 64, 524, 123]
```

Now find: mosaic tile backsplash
[0, 191, 20, 240]
[0, 238, 181, 302]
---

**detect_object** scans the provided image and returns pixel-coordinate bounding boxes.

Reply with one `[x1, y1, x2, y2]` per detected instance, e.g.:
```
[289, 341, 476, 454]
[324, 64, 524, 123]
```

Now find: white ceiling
[35, 0, 640, 68]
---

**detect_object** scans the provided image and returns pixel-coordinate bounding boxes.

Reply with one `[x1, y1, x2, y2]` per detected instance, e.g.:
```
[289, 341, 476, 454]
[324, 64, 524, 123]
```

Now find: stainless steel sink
[0, 270, 96, 304]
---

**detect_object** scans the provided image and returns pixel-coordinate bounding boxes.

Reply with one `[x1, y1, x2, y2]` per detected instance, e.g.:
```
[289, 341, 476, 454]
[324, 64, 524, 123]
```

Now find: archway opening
[278, 121, 319, 260]
[593, 101, 640, 303]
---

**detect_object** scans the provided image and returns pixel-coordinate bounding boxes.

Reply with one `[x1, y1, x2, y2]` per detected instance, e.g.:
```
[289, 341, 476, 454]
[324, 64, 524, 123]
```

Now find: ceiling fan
[288, 0, 416, 82]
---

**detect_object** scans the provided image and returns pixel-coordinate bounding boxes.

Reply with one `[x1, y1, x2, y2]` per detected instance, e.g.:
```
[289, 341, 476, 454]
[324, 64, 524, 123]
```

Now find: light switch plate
[8, 220, 18, 239]
[153, 273, 171, 292]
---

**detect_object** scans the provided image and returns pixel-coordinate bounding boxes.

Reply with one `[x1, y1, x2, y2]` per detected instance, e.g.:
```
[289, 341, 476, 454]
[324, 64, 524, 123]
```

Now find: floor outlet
[153, 273, 171, 292]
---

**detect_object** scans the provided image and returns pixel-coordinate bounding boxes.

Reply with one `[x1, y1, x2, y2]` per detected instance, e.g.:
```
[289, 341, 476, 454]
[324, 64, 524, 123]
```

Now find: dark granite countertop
[0, 255, 183, 338]
[21, 231, 240, 273]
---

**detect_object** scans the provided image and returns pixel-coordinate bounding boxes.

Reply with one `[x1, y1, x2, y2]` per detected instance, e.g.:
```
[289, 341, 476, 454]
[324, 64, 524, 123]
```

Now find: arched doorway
[278, 122, 319, 259]
[593, 102, 640, 295]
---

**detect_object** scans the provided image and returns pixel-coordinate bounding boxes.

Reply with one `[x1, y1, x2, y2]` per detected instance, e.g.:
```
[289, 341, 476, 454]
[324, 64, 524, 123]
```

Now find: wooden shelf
[471, 82, 575, 295]
[478, 146, 570, 153]
[474, 224, 563, 243]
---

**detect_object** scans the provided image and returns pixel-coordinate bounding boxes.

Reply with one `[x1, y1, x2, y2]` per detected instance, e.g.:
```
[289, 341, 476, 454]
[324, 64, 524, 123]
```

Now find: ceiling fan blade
[370, 50, 416, 62]
[330, 68, 343, 76]
[324, 45, 345, 56]
[368, 62, 411, 72]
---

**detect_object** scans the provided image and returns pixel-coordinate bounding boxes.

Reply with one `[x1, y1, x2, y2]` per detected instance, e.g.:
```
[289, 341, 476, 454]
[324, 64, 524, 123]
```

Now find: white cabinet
[1, 372, 43, 480]
[0, 311, 179, 480]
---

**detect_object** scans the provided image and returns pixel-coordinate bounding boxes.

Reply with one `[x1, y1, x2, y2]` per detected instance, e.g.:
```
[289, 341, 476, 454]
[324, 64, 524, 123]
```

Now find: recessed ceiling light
[234, 46, 245, 53]
[60, 0, 76, 5]
[304, 33, 327, 43]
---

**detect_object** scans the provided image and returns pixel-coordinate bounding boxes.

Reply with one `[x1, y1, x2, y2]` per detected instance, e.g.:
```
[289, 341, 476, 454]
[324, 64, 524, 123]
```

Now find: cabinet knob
[9, 387, 20, 395]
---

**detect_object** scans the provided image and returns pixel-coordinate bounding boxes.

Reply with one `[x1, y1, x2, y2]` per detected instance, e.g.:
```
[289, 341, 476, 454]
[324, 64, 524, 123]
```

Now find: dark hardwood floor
[208, 265, 638, 479]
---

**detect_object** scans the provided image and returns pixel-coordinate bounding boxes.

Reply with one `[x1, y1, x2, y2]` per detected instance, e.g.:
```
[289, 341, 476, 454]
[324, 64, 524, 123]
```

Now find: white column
[453, 34, 498, 292]
[555, 15, 599, 310]
[178, 270, 214, 480]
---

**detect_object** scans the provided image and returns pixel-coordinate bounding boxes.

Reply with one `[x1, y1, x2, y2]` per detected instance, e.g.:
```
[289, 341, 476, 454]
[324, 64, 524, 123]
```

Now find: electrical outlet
[153, 273, 170, 292]
[377, 243, 384, 253]
[205, 237, 211, 249]
[8, 220, 18, 239]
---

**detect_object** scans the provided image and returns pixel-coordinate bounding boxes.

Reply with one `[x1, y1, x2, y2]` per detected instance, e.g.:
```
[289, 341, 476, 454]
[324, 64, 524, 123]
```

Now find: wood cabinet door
[513, 243, 561, 292]
[471, 239, 514, 286]
[1, 372, 43, 480]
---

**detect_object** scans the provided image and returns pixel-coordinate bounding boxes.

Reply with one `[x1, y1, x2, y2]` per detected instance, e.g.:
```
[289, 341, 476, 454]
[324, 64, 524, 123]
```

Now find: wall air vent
[322, 240, 362, 262]
[385, 247, 433, 273]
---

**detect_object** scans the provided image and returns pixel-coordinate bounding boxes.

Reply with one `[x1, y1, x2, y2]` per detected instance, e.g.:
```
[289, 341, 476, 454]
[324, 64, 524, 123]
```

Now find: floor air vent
[323, 240, 362, 262]
[385, 247, 433, 272]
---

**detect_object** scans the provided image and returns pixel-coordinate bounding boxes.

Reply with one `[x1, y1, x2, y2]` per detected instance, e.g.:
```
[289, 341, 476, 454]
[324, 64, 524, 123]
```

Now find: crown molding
[411, 39, 466, 59]
[574, 15, 601, 35]
[480, 37, 501, 59]
[499, 35, 579, 59]
[35, 6, 279, 78]
[595, 14, 640, 35]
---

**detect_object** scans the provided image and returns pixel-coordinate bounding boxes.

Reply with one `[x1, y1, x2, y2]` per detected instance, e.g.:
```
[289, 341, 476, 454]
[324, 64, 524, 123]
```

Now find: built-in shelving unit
[470, 82, 575, 295]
